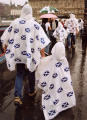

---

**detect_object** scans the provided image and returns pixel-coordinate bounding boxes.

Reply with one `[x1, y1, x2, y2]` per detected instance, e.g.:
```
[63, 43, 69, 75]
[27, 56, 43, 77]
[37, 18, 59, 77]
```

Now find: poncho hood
[51, 42, 65, 61]
[20, 4, 33, 19]
[70, 13, 75, 19]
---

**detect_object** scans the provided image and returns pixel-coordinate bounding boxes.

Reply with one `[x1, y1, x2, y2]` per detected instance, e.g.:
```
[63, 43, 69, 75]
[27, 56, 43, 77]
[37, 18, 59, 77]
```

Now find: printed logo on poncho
[53, 99, 59, 105]
[21, 35, 26, 40]
[55, 62, 62, 67]
[31, 48, 35, 53]
[43, 71, 50, 76]
[30, 38, 34, 43]
[48, 110, 56, 116]
[8, 39, 14, 44]
[21, 51, 27, 55]
[42, 105, 45, 110]
[15, 58, 21, 62]
[27, 53, 31, 58]
[44, 95, 51, 100]
[6, 49, 10, 54]
[14, 44, 20, 48]
[40, 38, 45, 44]
[36, 35, 39, 40]
[38, 47, 41, 51]
[10, 53, 14, 58]
[67, 91, 73, 97]
[25, 28, 30, 33]
[19, 20, 26, 24]
[61, 77, 68, 82]
[64, 67, 70, 72]
[8, 26, 12, 32]
[41, 82, 47, 87]
[34, 24, 39, 30]
[14, 29, 19, 33]
[62, 102, 69, 108]
[57, 87, 63, 93]
[49, 84, 54, 89]
[32, 58, 36, 64]
[52, 73, 58, 78]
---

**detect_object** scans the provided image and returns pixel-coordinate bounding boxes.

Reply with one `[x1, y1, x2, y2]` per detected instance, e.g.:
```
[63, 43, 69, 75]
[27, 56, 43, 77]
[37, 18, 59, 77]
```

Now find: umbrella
[0, 0, 28, 6]
[40, 13, 57, 19]
[40, 6, 59, 14]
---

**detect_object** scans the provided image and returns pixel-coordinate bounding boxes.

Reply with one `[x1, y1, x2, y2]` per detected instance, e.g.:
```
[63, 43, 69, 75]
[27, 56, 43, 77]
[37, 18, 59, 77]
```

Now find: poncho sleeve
[34, 22, 50, 50]
[1, 22, 14, 46]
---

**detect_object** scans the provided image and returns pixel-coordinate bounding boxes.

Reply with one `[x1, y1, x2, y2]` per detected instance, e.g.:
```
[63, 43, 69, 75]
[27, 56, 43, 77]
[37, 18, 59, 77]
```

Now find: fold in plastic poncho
[1, 4, 50, 72]
[36, 42, 76, 120]
[53, 22, 67, 44]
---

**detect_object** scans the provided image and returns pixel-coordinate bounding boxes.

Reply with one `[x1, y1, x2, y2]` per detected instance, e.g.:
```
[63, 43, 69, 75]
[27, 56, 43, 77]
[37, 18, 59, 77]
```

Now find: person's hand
[2, 44, 7, 53]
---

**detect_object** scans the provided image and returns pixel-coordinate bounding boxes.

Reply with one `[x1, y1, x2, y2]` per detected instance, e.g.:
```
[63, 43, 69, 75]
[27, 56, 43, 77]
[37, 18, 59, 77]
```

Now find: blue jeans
[67, 33, 76, 48]
[14, 64, 35, 98]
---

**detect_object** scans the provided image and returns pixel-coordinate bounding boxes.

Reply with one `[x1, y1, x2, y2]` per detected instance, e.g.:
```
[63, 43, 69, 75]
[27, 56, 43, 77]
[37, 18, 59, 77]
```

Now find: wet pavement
[0, 35, 87, 120]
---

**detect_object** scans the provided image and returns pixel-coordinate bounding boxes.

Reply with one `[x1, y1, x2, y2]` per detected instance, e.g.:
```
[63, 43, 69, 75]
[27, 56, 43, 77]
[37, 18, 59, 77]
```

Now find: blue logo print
[6, 49, 10, 54]
[57, 87, 63, 93]
[21, 51, 27, 55]
[64, 67, 70, 72]
[41, 38, 45, 44]
[43, 71, 50, 76]
[25, 28, 30, 33]
[61, 77, 68, 82]
[52, 73, 58, 78]
[21, 35, 26, 40]
[34, 24, 39, 30]
[8, 39, 14, 44]
[27, 53, 31, 58]
[41, 82, 47, 87]
[14, 44, 20, 48]
[62, 102, 69, 108]
[19, 20, 26, 24]
[55, 62, 62, 67]
[48, 110, 56, 116]
[44, 95, 51, 100]
[8, 26, 12, 32]
[49, 84, 54, 89]
[14, 29, 19, 33]
[53, 99, 59, 105]
[67, 92, 73, 97]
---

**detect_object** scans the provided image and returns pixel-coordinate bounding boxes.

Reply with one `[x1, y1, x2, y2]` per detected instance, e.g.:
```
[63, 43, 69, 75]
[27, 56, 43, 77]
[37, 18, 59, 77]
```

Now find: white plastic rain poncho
[65, 14, 79, 35]
[1, 4, 50, 72]
[53, 22, 67, 44]
[36, 42, 76, 120]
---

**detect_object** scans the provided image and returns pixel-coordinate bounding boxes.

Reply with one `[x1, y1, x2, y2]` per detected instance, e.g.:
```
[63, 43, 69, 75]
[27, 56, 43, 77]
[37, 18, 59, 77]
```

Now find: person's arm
[40, 48, 45, 57]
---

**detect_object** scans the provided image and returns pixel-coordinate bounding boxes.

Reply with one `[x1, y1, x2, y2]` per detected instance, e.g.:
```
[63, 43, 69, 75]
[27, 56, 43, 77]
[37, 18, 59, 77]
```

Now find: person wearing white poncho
[36, 42, 76, 120]
[53, 22, 68, 44]
[1, 4, 50, 106]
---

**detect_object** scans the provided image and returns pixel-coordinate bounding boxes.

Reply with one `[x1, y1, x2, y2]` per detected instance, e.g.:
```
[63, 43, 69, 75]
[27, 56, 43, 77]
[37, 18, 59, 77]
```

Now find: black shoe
[14, 97, 23, 107]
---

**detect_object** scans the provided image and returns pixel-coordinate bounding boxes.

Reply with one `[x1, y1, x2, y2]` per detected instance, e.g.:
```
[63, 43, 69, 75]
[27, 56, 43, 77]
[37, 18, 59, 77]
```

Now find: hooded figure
[36, 42, 76, 120]
[1, 4, 50, 72]
[1, 4, 50, 106]
[53, 22, 68, 44]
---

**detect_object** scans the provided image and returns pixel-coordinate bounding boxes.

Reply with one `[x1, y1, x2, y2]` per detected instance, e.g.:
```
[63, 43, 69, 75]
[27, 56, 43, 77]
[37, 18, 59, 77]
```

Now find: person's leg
[72, 34, 76, 48]
[14, 64, 25, 105]
[27, 71, 36, 96]
[67, 33, 71, 48]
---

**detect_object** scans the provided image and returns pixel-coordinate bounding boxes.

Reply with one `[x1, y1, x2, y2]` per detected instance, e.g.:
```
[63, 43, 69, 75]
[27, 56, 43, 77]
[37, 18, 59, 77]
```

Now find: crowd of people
[0, 3, 84, 120]
[41, 13, 84, 54]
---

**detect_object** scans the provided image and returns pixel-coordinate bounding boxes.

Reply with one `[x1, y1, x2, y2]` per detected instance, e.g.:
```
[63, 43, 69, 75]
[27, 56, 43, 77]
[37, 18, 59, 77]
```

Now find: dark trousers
[14, 64, 35, 98]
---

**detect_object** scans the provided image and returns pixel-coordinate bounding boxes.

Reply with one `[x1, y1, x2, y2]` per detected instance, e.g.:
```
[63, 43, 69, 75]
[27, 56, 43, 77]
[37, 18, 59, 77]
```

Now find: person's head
[51, 42, 65, 60]
[70, 13, 75, 18]
[21, 4, 32, 18]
